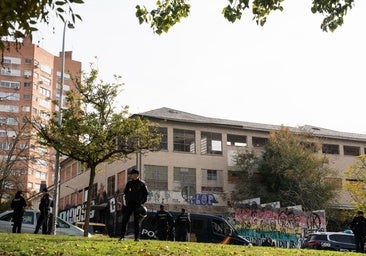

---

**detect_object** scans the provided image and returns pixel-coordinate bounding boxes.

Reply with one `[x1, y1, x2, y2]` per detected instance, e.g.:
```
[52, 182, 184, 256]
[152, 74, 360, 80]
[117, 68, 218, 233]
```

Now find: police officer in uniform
[154, 204, 174, 240]
[175, 208, 191, 241]
[11, 191, 27, 233]
[350, 210, 366, 253]
[119, 169, 148, 241]
[34, 188, 52, 234]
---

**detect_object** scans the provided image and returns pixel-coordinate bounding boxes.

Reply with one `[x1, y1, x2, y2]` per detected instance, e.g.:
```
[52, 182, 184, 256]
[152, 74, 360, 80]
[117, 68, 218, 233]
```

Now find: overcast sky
[33, 1, 366, 134]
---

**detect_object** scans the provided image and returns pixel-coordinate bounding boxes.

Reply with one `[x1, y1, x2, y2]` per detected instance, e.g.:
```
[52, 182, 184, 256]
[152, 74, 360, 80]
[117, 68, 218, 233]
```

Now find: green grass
[0, 233, 360, 256]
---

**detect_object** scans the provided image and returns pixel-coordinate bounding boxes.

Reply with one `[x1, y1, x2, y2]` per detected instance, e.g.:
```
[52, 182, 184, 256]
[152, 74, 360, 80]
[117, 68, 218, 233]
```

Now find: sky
[32, 0, 366, 134]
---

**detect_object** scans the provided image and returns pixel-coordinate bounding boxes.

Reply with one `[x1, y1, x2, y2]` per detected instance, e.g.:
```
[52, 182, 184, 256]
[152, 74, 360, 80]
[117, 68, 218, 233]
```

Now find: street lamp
[51, 21, 74, 235]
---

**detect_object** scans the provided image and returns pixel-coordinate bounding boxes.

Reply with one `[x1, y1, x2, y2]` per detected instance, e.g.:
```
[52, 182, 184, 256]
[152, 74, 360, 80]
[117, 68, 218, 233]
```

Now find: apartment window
[0, 117, 17, 125]
[227, 134, 247, 147]
[25, 58, 32, 64]
[158, 127, 168, 150]
[228, 170, 241, 183]
[207, 169, 217, 180]
[173, 129, 195, 153]
[24, 82, 31, 88]
[40, 87, 51, 97]
[173, 167, 196, 191]
[201, 132, 222, 155]
[343, 145, 360, 156]
[322, 144, 339, 154]
[28, 182, 33, 188]
[144, 165, 168, 190]
[201, 169, 223, 192]
[22, 106, 30, 112]
[0, 81, 20, 89]
[252, 137, 268, 147]
[35, 171, 47, 180]
[107, 175, 115, 197]
[0, 92, 19, 101]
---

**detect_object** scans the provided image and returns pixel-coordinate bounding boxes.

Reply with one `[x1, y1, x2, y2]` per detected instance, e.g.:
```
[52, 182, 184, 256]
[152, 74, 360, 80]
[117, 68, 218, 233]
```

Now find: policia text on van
[107, 210, 251, 245]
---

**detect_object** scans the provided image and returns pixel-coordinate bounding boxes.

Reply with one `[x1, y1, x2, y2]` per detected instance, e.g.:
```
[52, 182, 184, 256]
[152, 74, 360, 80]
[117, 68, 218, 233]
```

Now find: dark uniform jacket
[351, 215, 366, 236]
[124, 179, 148, 206]
[155, 210, 174, 229]
[39, 193, 51, 213]
[11, 196, 27, 214]
[175, 213, 191, 232]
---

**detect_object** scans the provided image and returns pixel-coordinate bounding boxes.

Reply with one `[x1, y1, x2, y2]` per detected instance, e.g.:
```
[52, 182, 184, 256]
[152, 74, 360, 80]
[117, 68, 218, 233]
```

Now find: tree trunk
[83, 165, 96, 237]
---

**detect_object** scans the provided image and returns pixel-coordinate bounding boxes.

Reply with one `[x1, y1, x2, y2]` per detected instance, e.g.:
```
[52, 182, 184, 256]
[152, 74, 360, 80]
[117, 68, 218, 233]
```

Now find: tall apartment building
[58, 107, 366, 222]
[0, 38, 81, 200]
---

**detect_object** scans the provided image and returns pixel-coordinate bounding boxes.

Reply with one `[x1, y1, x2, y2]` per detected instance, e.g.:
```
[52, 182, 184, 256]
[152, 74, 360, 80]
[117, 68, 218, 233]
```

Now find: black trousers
[12, 211, 24, 233]
[35, 211, 49, 234]
[355, 234, 365, 253]
[120, 204, 141, 240]
[175, 228, 189, 241]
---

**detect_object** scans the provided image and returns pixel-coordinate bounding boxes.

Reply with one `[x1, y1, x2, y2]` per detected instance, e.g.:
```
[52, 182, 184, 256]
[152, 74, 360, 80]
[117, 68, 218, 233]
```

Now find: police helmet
[136, 205, 147, 219]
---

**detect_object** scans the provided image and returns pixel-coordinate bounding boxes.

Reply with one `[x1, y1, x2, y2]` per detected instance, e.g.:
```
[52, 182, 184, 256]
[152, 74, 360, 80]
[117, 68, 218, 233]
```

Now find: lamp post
[51, 21, 74, 235]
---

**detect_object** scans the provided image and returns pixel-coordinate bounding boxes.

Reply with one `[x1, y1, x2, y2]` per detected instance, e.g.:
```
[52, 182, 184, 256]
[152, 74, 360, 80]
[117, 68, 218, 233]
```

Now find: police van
[107, 210, 250, 245]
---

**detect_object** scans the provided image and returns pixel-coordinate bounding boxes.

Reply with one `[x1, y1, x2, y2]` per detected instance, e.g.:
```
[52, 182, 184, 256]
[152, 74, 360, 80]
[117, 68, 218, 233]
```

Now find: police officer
[175, 208, 191, 241]
[350, 210, 366, 252]
[154, 204, 174, 240]
[119, 169, 148, 241]
[34, 188, 52, 234]
[11, 191, 27, 233]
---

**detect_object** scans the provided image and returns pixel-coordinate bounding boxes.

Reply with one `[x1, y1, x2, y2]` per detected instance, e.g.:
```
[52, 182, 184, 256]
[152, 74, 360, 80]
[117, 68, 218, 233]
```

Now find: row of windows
[159, 127, 268, 154]
[322, 144, 365, 156]
[158, 128, 365, 157]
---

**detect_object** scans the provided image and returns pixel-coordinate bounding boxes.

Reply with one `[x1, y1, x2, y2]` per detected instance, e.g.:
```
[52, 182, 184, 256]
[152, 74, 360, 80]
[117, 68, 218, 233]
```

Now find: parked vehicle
[107, 211, 251, 245]
[304, 232, 355, 251]
[0, 209, 90, 237]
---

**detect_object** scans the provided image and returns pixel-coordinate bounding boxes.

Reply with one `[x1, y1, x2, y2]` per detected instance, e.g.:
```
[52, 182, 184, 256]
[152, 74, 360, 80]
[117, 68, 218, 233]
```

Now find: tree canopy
[233, 126, 337, 211]
[0, 0, 83, 51]
[345, 155, 366, 213]
[0, 0, 355, 51]
[136, 0, 354, 34]
[31, 66, 161, 236]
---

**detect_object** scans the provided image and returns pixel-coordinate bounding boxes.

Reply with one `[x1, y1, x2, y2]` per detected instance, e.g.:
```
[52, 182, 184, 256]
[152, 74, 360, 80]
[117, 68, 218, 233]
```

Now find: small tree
[0, 114, 42, 203]
[345, 154, 366, 213]
[234, 126, 337, 211]
[31, 66, 161, 236]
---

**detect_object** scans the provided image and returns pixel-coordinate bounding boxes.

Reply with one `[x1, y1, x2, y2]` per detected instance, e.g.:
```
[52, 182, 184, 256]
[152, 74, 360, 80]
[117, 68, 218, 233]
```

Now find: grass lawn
[0, 233, 360, 256]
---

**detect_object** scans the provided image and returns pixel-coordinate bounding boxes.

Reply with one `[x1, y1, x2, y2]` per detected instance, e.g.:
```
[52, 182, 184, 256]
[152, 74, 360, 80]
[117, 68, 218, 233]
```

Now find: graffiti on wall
[148, 190, 223, 206]
[234, 204, 325, 234]
[59, 201, 95, 223]
[189, 193, 218, 205]
[232, 203, 326, 247]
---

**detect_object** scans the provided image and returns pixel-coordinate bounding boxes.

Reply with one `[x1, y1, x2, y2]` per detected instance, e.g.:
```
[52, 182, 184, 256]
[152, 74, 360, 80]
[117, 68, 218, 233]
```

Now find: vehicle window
[330, 234, 355, 244]
[310, 234, 327, 241]
[23, 212, 34, 224]
[0, 212, 12, 221]
[57, 218, 70, 228]
[212, 219, 231, 236]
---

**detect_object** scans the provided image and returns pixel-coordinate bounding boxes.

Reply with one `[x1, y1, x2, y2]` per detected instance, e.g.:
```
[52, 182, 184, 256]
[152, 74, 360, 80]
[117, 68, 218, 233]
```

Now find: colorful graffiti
[189, 193, 218, 205]
[233, 203, 326, 247]
[148, 190, 223, 206]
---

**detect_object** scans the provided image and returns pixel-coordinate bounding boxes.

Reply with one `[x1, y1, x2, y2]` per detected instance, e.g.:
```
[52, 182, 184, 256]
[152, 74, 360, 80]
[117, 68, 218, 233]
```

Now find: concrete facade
[0, 38, 81, 197]
[59, 107, 366, 216]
